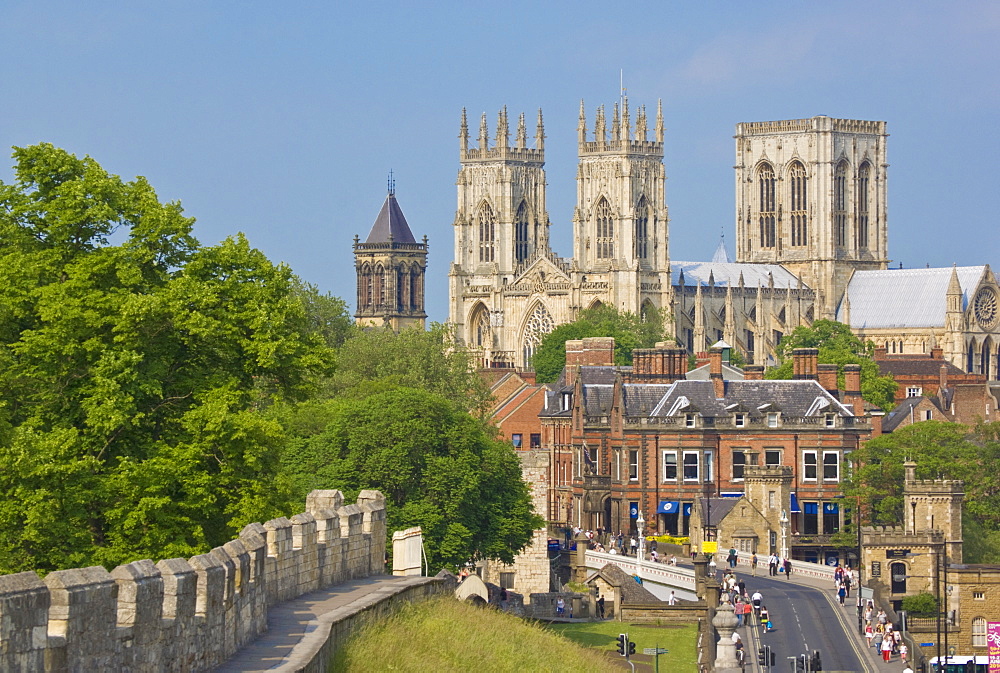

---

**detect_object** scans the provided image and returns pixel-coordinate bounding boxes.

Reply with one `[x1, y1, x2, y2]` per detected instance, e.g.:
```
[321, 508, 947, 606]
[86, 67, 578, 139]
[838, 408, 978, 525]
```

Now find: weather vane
[387, 169, 395, 195]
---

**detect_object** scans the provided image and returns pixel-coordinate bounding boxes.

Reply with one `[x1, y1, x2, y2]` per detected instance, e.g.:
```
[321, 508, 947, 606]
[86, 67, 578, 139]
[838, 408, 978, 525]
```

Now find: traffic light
[769, 648, 776, 666]
[812, 650, 822, 671]
[758, 647, 766, 666]
[627, 640, 636, 656]
[616, 634, 627, 657]
[796, 654, 806, 671]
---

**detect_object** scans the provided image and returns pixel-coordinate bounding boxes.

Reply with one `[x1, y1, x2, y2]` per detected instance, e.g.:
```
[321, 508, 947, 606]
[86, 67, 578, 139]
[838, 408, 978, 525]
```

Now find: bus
[928, 655, 989, 673]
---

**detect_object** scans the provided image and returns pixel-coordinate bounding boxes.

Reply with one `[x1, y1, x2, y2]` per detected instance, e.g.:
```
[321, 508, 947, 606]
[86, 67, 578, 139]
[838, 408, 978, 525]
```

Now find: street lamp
[903, 543, 951, 670]
[636, 510, 646, 562]
[779, 509, 789, 561]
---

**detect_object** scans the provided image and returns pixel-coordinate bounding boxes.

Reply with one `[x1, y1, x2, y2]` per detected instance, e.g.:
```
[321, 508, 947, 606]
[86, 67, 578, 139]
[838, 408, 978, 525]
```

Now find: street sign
[871, 561, 881, 577]
[643, 648, 669, 654]
[886, 549, 911, 558]
[920, 642, 935, 647]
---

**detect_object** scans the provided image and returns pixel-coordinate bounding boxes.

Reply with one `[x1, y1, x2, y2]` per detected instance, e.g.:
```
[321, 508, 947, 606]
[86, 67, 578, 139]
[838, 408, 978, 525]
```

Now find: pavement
[215, 575, 438, 673]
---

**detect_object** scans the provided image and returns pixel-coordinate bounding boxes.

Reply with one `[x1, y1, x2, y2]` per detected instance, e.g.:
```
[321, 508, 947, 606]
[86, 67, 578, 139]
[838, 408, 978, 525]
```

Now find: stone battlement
[861, 525, 944, 546]
[0, 489, 386, 673]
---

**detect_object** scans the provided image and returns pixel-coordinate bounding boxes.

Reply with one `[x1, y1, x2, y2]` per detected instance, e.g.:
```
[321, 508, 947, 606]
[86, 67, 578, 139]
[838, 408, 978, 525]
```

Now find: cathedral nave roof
[671, 261, 804, 289]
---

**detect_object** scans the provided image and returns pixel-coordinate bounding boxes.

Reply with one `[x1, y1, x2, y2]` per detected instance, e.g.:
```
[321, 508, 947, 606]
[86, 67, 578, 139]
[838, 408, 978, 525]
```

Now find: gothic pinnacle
[516, 111, 527, 149]
[496, 106, 509, 148]
[459, 107, 469, 152]
[536, 108, 546, 150]
[656, 99, 664, 143]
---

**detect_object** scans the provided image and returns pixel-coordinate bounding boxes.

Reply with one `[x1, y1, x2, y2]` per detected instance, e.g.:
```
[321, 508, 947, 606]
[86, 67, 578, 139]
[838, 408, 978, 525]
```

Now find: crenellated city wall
[0, 489, 387, 673]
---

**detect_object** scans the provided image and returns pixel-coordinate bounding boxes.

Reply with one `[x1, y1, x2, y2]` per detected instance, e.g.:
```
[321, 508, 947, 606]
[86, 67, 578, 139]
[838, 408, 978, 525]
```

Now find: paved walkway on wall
[216, 575, 437, 673]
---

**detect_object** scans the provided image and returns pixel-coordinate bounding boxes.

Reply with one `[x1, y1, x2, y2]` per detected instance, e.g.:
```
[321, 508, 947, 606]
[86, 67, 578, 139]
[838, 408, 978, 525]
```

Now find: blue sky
[3, 1, 998, 322]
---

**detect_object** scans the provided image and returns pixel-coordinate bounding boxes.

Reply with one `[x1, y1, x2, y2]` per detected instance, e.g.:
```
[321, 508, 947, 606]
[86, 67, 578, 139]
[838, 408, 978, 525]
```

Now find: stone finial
[515, 111, 526, 149]
[712, 595, 742, 670]
[478, 112, 489, 150]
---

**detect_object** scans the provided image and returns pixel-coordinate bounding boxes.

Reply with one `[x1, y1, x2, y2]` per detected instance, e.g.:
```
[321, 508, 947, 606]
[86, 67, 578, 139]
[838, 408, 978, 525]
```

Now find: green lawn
[546, 620, 699, 672]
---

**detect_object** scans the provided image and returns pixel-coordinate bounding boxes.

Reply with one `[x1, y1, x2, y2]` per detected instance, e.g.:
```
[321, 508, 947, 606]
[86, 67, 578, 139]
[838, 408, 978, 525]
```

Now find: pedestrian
[750, 552, 758, 576]
[597, 594, 605, 619]
[743, 599, 753, 625]
[751, 591, 763, 618]
[735, 598, 744, 627]
[669, 554, 677, 566]
[668, 590, 677, 606]
[880, 632, 893, 662]
[864, 623, 874, 648]
[728, 546, 738, 569]
[837, 582, 846, 605]
[760, 605, 771, 632]
[630, 536, 638, 556]
[899, 642, 908, 664]
[783, 558, 792, 579]
[555, 596, 565, 617]
[872, 630, 883, 650]
[768, 553, 778, 576]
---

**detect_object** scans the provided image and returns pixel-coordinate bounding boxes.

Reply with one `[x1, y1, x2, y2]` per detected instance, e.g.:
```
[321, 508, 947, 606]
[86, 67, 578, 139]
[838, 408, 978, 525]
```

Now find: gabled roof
[838, 266, 989, 328]
[586, 563, 663, 604]
[881, 396, 946, 433]
[712, 236, 734, 264]
[700, 497, 740, 527]
[365, 192, 416, 244]
[648, 380, 853, 418]
[672, 261, 804, 289]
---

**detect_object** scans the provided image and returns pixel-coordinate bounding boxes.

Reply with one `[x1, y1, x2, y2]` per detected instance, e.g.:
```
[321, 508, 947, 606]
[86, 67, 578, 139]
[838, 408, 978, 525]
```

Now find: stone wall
[0, 489, 386, 673]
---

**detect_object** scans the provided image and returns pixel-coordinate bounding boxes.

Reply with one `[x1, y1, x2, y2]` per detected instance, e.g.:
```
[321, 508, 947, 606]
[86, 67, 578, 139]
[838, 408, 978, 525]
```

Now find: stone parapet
[0, 489, 386, 673]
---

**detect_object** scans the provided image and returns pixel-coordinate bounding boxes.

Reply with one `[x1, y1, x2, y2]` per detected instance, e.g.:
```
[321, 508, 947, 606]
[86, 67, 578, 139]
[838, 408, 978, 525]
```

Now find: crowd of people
[573, 526, 679, 565]
[862, 603, 909, 664]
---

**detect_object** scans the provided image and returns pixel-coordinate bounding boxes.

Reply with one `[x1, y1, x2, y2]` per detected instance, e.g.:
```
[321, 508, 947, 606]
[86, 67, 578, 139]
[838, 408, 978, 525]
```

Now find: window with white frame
[907, 386, 922, 397]
[704, 451, 714, 482]
[685, 413, 697, 428]
[825, 414, 836, 428]
[628, 450, 639, 481]
[615, 451, 620, 481]
[924, 409, 933, 421]
[733, 451, 746, 481]
[767, 412, 779, 428]
[803, 451, 818, 480]
[734, 413, 746, 428]
[823, 452, 840, 481]
[972, 616, 986, 647]
[662, 451, 677, 481]
[765, 449, 781, 466]
[683, 451, 699, 481]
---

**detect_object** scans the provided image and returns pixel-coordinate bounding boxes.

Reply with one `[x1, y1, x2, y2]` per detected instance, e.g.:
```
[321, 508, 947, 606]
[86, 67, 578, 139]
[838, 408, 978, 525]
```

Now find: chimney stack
[939, 363, 948, 392]
[792, 348, 819, 380]
[565, 340, 583, 387]
[818, 363, 839, 393]
[931, 347, 944, 360]
[743, 365, 765, 380]
[710, 346, 725, 399]
[843, 364, 864, 414]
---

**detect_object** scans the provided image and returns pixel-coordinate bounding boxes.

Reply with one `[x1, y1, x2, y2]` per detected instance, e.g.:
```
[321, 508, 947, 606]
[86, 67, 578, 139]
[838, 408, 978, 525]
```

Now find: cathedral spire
[496, 107, 509, 149]
[536, 109, 545, 150]
[478, 112, 489, 150]
[516, 111, 527, 149]
[611, 102, 620, 143]
[636, 105, 648, 141]
[621, 96, 630, 145]
[578, 99, 587, 144]
[459, 108, 469, 154]
[655, 99, 664, 144]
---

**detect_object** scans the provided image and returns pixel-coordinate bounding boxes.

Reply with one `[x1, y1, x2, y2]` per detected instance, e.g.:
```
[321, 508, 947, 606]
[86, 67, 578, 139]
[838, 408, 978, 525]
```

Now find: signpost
[643, 645, 669, 672]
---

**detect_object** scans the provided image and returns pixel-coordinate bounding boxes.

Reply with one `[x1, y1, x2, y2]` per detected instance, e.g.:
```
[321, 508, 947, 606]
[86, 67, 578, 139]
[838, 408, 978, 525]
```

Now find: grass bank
[331, 597, 617, 672]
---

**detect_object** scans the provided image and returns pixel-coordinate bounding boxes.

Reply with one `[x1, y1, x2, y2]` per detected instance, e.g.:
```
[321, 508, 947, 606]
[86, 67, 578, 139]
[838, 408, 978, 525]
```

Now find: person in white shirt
[668, 591, 677, 605]
[768, 553, 779, 576]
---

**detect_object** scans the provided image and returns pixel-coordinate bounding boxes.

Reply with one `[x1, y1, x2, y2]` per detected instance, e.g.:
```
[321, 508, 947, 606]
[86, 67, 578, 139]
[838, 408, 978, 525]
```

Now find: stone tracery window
[359, 262, 372, 310]
[595, 198, 614, 259]
[758, 164, 776, 248]
[634, 196, 649, 260]
[789, 161, 807, 246]
[522, 303, 555, 366]
[472, 305, 492, 349]
[514, 202, 530, 264]
[857, 163, 871, 249]
[373, 264, 386, 309]
[479, 203, 496, 263]
[833, 161, 848, 247]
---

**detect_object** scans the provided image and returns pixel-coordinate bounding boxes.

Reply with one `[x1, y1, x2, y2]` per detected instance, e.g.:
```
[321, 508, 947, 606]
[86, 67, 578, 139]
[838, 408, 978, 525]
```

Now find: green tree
[766, 319, 897, 410]
[532, 305, 668, 383]
[841, 421, 1000, 563]
[325, 323, 493, 415]
[278, 386, 542, 571]
[0, 144, 333, 572]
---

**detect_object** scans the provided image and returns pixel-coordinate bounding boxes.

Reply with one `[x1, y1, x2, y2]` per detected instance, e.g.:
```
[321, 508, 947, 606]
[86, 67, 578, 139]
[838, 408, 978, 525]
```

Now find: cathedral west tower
[735, 116, 889, 319]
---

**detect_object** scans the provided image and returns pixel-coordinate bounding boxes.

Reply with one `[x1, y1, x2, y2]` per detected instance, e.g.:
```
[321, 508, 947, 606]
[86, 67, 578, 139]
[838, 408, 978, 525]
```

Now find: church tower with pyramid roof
[353, 180, 428, 331]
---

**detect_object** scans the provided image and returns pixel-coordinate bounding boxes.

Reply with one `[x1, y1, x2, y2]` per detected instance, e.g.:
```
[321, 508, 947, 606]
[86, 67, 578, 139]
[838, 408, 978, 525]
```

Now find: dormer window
[766, 412, 779, 428]
[561, 392, 572, 411]
[734, 413, 746, 428]
[685, 413, 697, 428]
[824, 414, 836, 428]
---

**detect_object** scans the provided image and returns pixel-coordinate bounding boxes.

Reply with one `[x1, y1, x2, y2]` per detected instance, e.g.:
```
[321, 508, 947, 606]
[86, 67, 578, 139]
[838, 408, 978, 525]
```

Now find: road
[732, 572, 875, 673]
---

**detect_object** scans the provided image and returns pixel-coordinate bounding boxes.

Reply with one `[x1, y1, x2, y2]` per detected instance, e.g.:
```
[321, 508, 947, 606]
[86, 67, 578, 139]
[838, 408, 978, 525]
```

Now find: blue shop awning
[683, 503, 692, 516]
[790, 493, 801, 514]
[804, 501, 819, 515]
[658, 501, 680, 514]
[720, 492, 743, 498]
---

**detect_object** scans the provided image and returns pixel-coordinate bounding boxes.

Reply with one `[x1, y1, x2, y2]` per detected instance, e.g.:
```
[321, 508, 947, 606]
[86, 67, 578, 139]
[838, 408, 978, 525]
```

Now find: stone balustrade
[0, 489, 386, 673]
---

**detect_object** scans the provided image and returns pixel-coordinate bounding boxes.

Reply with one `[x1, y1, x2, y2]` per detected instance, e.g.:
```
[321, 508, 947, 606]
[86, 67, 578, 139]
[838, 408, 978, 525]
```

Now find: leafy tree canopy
[277, 386, 543, 571]
[532, 305, 668, 383]
[766, 319, 897, 411]
[0, 144, 334, 572]
[841, 421, 1000, 563]
[324, 323, 493, 415]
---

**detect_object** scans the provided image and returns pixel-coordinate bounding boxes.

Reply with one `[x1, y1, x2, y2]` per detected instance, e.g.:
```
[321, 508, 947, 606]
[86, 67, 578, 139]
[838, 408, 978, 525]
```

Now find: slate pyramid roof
[712, 235, 733, 263]
[365, 192, 416, 244]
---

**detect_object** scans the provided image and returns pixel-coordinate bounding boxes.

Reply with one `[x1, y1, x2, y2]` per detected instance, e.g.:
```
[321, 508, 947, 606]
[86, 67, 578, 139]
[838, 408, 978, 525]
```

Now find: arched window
[409, 267, 419, 310]
[359, 263, 372, 309]
[789, 162, 807, 246]
[983, 338, 993, 377]
[471, 304, 491, 349]
[522, 303, 555, 366]
[478, 203, 496, 263]
[396, 265, 407, 310]
[833, 161, 848, 247]
[373, 264, 386, 309]
[968, 341, 976, 373]
[972, 616, 987, 647]
[857, 163, 871, 249]
[514, 201, 530, 264]
[595, 198, 614, 259]
[634, 196, 649, 260]
[758, 164, 776, 248]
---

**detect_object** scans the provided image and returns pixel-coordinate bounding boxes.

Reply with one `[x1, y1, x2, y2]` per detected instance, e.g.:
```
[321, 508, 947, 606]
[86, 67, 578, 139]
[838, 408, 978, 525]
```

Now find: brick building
[875, 346, 985, 404]
[537, 338, 877, 563]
